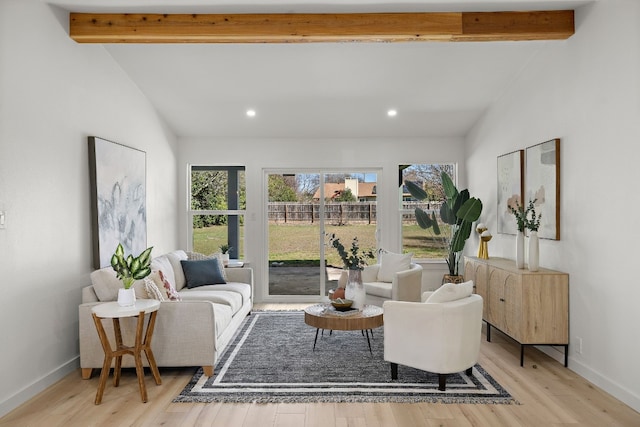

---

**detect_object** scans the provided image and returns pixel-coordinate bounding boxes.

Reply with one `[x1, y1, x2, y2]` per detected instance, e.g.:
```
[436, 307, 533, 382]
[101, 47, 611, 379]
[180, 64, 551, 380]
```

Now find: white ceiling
[48, 0, 592, 138]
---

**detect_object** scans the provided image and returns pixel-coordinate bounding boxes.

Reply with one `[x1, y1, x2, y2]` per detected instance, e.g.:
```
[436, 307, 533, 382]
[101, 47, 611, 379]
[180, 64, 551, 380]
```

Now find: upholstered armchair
[383, 281, 483, 391]
[339, 251, 423, 305]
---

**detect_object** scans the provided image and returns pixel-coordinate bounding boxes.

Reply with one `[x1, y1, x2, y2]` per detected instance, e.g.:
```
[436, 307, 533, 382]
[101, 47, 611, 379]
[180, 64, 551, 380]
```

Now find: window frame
[187, 164, 246, 259]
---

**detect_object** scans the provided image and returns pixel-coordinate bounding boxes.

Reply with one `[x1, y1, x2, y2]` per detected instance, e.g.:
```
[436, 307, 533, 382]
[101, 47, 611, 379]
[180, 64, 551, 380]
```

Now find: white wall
[0, 0, 179, 416]
[179, 137, 464, 301]
[465, 0, 640, 412]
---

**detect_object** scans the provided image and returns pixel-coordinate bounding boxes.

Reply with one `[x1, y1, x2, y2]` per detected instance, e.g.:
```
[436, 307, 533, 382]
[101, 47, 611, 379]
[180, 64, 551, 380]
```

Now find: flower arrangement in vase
[509, 199, 541, 271]
[110, 244, 153, 306]
[326, 233, 374, 309]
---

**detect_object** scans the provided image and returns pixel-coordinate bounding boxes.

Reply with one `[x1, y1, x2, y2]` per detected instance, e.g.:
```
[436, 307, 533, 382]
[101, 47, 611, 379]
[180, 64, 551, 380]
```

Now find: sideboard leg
[520, 344, 525, 367]
[564, 345, 569, 367]
[486, 322, 491, 342]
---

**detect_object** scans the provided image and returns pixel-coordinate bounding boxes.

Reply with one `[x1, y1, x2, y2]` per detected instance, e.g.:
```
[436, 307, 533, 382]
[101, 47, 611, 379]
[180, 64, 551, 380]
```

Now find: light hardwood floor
[2, 303, 639, 427]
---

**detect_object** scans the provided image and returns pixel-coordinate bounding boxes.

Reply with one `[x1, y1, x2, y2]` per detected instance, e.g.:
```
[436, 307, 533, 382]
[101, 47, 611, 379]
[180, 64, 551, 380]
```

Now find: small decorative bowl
[331, 298, 353, 311]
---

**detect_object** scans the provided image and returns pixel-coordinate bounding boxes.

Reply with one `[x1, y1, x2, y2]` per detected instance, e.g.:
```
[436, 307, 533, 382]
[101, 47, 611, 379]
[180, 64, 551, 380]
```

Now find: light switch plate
[0, 211, 5, 229]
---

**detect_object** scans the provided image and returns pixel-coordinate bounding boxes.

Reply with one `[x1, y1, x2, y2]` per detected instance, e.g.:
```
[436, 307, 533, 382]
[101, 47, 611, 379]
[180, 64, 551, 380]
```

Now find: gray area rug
[174, 310, 516, 404]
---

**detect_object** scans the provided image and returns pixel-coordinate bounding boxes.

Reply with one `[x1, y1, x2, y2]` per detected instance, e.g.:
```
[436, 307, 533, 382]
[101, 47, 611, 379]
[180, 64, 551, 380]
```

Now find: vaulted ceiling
[49, 0, 592, 138]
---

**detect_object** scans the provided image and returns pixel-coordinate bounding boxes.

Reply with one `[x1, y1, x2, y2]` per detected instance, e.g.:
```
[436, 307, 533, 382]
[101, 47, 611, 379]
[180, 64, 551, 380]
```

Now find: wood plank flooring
[1, 303, 639, 427]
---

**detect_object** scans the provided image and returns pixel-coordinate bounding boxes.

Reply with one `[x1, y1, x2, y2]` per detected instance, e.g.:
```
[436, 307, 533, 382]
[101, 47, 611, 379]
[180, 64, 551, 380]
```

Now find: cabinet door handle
[499, 298, 505, 302]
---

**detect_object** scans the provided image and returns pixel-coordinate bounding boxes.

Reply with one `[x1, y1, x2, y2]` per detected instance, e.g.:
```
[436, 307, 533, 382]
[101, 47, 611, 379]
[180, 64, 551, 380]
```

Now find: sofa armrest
[391, 264, 423, 302]
[225, 267, 253, 285]
[79, 300, 217, 369]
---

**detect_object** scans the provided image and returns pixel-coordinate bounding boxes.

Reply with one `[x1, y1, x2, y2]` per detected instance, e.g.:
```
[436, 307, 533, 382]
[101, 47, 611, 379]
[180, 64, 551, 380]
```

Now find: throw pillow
[377, 251, 413, 282]
[159, 270, 182, 301]
[186, 251, 228, 281]
[90, 268, 144, 302]
[426, 280, 474, 303]
[144, 276, 166, 301]
[181, 258, 227, 289]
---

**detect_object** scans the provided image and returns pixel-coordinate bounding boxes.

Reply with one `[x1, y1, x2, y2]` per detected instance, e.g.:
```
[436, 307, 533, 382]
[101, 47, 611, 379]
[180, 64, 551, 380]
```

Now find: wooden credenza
[464, 256, 569, 367]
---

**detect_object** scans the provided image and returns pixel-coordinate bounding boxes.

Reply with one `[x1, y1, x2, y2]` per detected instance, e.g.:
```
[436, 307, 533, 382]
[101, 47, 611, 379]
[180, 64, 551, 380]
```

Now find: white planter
[117, 288, 136, 307]
[528, 231, 539, 272]
[516, 231, 525, 269]
[221, 253, 230, 266]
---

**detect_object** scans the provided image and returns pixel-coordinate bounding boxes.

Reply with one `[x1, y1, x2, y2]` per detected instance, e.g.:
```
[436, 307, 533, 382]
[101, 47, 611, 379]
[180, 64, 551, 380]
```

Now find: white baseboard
[537, 346, 640, 413]
[0, 357, 79, 418]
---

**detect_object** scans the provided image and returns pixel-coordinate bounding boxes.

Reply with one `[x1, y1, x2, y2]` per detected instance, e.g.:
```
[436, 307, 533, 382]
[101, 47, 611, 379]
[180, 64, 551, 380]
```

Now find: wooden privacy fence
[268, 202, 441, 224]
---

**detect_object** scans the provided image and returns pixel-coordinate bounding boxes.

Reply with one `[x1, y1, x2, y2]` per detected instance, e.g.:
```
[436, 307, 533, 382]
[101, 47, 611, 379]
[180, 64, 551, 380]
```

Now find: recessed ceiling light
[246, 109, 256, 117]
[387, 109, 397, 117]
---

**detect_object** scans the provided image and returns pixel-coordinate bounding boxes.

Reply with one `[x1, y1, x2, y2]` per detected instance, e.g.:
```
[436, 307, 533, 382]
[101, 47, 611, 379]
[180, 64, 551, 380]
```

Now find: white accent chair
[339, 252, 423, 305]
[382, 281, 483, 391]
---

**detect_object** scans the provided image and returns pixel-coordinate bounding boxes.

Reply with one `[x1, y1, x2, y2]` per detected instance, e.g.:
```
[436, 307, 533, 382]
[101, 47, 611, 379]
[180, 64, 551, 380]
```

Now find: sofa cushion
[90, 267, 145, 302]
[426, 280, 474, 304]
[377, 251, 412, 282]
[179, 287, 243, 314]
[208, 283, 252, 305]
[166, 250, 189, 291]
[181, 259, 226, 288]
[364, 281, 393, 299]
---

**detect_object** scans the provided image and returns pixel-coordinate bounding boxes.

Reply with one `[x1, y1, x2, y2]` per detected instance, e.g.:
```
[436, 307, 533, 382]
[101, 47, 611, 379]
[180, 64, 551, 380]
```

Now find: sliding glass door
[266, 170, 379, 299]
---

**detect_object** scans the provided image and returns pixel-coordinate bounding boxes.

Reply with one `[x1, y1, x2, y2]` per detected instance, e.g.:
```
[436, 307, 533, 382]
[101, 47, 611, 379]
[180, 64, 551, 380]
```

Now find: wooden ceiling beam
[69, 11, 574, 44]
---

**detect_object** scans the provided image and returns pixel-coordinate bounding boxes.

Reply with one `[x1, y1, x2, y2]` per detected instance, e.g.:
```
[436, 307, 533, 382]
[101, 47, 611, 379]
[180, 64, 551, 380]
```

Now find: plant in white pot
[110, 243, 153, 306]
[219, 244, 232, 266]
[405, 171, 483, 283]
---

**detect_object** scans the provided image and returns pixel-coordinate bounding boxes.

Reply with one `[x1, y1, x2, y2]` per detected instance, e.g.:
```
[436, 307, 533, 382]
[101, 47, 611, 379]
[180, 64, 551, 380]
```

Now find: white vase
[117, 287, 136, 307]
[345, 269, 366, 310]
[222, 253, 230, 266]
[528, 231, 539, 272]
[516, 231, 525, 269]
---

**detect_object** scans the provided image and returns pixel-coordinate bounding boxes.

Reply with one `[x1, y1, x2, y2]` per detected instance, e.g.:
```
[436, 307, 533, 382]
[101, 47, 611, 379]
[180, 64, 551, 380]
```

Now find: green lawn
[192, 223, 448, 264]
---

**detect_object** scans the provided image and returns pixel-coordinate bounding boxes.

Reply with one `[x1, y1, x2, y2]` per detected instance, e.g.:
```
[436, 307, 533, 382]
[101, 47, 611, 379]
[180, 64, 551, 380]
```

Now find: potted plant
[406, 171, 483, 283]
[110, 243, 153, 306]
[326, 233, 374, 308]
[219, 244, 232, 266]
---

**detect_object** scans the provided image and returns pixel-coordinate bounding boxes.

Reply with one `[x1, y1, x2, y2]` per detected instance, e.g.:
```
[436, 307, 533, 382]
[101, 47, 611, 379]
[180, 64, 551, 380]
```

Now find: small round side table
[91, 299, 161, 404]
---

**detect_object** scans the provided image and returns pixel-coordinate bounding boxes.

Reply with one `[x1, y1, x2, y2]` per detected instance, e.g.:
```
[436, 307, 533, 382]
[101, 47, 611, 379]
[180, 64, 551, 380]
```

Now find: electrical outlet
[0, 210, 5, 229]
[576, 337, 583, 354]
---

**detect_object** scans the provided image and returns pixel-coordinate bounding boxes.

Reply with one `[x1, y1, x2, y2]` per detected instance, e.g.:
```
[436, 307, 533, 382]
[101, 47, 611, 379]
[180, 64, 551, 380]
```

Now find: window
[399, 164, 455, 259]
[189, 166, 246, 258]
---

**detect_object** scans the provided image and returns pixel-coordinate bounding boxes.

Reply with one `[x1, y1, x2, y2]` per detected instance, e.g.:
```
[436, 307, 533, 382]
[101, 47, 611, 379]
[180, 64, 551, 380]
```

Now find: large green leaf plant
[110, 244, 153, 289]
[406, 171, 483, 276]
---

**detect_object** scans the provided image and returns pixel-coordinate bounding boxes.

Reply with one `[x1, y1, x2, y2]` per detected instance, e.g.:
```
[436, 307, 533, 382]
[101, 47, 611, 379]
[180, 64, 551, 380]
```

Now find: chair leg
[438, 374, 447, 391]
[390, 362, 398, 380]
[466, 366, 473, 376]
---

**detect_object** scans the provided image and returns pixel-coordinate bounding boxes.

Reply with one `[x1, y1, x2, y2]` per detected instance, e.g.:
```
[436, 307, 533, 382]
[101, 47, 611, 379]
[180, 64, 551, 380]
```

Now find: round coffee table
[304, 303, 384, 353]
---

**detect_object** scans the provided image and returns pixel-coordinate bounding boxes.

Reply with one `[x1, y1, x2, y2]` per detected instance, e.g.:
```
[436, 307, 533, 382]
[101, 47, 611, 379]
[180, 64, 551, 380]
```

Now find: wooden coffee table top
[304, 303, 383, 331]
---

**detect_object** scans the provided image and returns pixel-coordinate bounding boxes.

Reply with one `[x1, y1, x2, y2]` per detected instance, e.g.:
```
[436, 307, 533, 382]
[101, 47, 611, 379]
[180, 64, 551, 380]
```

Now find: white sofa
[79, 250, 253, 379]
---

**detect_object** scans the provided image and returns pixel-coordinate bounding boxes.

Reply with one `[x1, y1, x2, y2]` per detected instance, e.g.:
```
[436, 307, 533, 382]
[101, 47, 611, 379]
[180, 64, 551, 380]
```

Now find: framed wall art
[497, 150, 524, 235]
[88, 136, 147, 269]
[525, 138, 560, 240]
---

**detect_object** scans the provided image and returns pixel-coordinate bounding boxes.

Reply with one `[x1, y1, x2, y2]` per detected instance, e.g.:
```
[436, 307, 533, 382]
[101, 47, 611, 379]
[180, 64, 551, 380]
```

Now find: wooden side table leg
[112, 318, 123, 387]
[92, 313, 113, 405]
[143, 311, 162, 385]
[134, 311, 148, 403]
